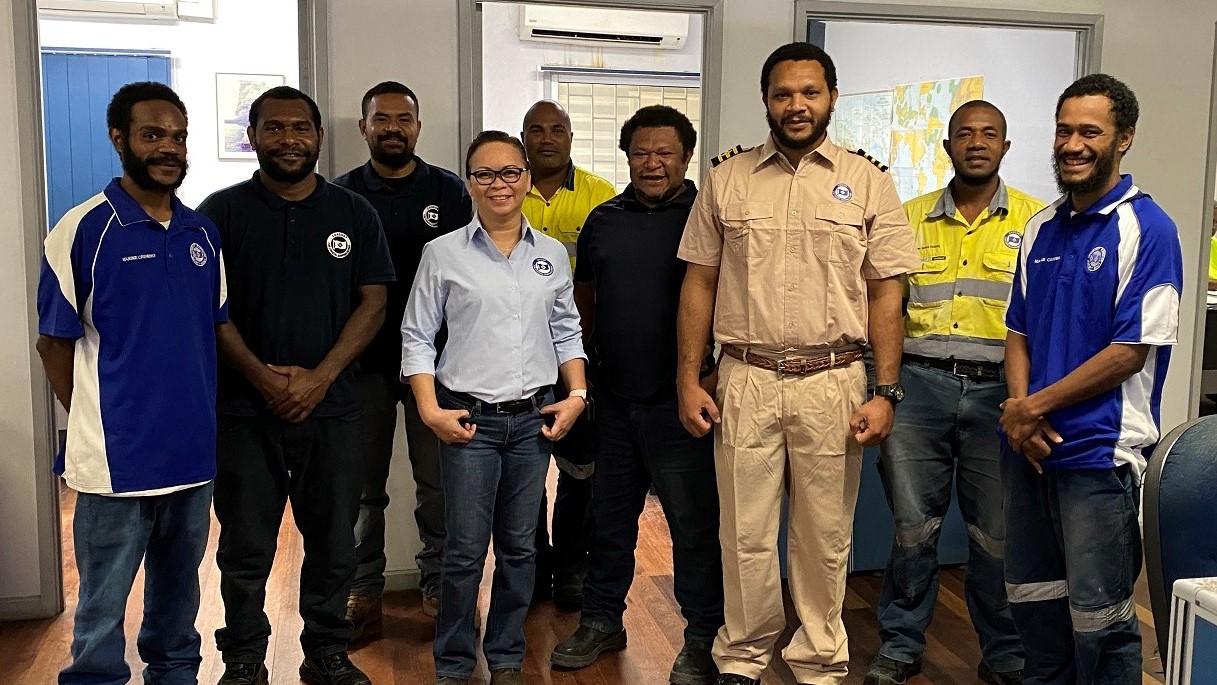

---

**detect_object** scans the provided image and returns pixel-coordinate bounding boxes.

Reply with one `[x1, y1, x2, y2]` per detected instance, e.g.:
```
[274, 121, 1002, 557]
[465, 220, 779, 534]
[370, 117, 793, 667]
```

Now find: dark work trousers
[352, 373, 444, 598]
[213, 412, 363, 663]
[535, 378, 595, 588]
[579, 390, 724, 642]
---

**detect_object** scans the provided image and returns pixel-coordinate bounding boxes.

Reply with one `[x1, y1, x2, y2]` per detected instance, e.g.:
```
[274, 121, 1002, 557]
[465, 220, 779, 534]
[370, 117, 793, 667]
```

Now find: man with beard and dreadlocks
[37, 81, 226, 685]
[999, 74, 1182, 685]
[865, 101, 1040, 685]
[199, 86, 395, 685]
[333, 81, 472, 639]
[675, 42, 919, 685]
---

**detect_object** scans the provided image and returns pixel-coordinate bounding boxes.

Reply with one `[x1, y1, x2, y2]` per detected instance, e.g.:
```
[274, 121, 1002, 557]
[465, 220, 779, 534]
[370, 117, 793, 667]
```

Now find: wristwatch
[568, 388, 589, 405]
[874, 383, 905, 404]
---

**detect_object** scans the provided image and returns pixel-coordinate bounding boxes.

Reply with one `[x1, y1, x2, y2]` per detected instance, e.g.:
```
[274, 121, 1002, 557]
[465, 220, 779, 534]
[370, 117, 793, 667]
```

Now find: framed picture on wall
[216, 73, 285, 159]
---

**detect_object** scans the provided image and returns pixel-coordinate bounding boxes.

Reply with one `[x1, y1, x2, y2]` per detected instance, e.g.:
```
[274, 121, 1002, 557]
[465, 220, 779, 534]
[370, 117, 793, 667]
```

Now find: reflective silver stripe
[1006, 580, 1069, 603]
[895, 517, 942, 548]
[956, 278, 1013, 301]
[904, 335, 1006, 364]
[966, 523, 1005, 560]
[562, 240, 577, 258]
[908, 281, 956, 303]
[1071, 597, 1136, 632]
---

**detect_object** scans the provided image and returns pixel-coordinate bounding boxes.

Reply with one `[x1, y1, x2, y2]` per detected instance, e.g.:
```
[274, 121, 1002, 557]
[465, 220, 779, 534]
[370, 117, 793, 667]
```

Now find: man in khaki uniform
[676, 42, 919, 685]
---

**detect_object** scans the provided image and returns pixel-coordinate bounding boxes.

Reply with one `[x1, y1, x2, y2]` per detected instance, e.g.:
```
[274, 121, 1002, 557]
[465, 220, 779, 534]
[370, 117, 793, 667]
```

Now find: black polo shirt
[333, 159, 472, 376]
[575, 180, 702, 402]
[199, 172, 396, 417]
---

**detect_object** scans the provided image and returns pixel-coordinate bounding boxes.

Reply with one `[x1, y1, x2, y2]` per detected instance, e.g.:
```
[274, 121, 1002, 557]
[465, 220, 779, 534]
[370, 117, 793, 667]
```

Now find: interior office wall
[39, 0, 299, 207]
[479, 3, 703, 134]
[822, 21, 1076, 204]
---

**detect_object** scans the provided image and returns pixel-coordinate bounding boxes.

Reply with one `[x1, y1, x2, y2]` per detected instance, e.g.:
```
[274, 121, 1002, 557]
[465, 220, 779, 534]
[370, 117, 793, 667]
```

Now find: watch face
[893, 385, 905, 402]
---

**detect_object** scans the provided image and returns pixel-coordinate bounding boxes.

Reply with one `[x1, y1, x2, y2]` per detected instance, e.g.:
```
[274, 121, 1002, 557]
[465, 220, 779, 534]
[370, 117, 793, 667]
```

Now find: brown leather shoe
[490, 668, 526, 684]
[345, 594, 382, 642]
[424, 590, 481, 629]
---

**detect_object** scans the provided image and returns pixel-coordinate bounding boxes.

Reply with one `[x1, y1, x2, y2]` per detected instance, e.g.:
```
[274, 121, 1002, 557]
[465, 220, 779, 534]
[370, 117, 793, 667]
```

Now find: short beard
[370, 145, 415, 171]
[121, 138, 186, 192]
[1053, 143, 1116, 197]
[766, 109, 831, 153]
[257, 147, 318, 184]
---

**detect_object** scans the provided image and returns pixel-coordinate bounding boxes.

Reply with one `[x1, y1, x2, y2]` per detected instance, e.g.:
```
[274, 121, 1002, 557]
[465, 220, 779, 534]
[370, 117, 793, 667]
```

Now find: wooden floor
[2, 469, 1166, 685]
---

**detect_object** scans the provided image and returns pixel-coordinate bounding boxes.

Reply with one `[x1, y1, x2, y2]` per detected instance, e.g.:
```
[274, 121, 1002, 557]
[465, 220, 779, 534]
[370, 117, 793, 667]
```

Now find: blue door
[41, 48, 172, 228]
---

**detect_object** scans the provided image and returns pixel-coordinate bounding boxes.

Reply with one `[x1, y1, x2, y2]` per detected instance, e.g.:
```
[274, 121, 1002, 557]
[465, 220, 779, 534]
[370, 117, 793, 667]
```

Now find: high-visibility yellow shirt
[522, 164, 616, 269]
[902, 180, 1046, 363]
[1209, 234, 1217, 283]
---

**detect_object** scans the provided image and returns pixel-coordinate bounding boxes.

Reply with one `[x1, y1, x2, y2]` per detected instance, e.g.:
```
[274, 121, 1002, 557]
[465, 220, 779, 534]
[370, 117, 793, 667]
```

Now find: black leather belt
[441, 386, 550, 414]
[904, 354, 1004, 382]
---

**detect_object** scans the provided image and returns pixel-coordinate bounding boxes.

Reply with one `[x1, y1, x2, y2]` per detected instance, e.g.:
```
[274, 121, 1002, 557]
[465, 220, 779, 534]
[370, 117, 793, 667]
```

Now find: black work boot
[669, 638, 717, 685]
[550, 625, 628, 668]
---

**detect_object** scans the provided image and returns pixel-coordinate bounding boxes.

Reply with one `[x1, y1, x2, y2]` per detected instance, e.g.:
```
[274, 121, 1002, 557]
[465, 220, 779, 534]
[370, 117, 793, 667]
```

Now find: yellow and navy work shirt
[902, 179, 1045, 363]
[522, 163, 616, 267]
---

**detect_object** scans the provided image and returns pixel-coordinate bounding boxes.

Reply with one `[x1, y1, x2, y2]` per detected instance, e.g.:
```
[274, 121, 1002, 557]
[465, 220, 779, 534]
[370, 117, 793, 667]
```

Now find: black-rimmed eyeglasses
[468, 166, 527, 185]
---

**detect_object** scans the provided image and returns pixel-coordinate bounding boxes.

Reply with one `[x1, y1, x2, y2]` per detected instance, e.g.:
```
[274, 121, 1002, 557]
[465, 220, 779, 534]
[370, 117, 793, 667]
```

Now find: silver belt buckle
[776, 357, 793, 377]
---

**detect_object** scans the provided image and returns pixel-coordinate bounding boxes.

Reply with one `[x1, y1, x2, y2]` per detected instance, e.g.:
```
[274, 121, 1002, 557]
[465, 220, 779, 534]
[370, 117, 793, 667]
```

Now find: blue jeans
[433, 387, 553, 679]
[876, 363, 1022, 671]
[61, 483, 213, 685]
[1003, 455, 1142, 685]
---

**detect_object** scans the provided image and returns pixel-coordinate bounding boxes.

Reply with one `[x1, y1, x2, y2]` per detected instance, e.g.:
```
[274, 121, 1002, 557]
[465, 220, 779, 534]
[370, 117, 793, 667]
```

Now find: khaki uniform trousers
[712, 353, 865, 684]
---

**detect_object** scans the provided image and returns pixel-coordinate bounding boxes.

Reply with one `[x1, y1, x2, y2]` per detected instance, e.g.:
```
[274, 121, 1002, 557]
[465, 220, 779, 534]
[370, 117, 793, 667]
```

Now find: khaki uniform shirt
[678, 135, 920, 351]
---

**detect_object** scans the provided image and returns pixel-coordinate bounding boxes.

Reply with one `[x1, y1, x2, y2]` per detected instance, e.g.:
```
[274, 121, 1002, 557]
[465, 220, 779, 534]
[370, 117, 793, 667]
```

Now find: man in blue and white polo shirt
[1000, 74, 1183, 685]
[36, 82, 227, 685]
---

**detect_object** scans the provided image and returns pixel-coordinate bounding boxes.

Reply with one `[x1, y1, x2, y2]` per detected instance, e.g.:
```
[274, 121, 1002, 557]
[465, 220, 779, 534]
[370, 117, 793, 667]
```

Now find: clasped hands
[256, 364, 333, 423]
[999, 395, 1063, 473]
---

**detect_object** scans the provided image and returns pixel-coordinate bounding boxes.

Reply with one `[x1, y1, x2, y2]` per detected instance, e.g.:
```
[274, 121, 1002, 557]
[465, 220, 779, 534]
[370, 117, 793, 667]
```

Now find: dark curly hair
[249, 86, 322, 130]
[618, 105, 697, 155]
[761, 42, 837, 95]
[1056, 73, 1139, 132]
[361, 80, 419, 118]
[106, 81, 187, 134]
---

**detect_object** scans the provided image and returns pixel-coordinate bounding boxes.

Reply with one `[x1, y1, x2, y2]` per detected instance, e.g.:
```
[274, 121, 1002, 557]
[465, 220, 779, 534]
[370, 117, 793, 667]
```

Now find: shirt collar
[755, 134, 839, 170]
[250, 170, 328, 209]
[358, 157, 429, 193]
[1086, 174, 1139, 216]
[463, 212, 538, 247]
[103, 178, 190, 228]
[927, 177, 1011, 220]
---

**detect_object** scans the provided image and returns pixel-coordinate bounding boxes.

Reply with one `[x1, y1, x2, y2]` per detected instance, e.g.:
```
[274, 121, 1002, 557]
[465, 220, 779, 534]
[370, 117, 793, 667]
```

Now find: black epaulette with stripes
[711, 145, 752, 167]
[850, 148, 889, 172]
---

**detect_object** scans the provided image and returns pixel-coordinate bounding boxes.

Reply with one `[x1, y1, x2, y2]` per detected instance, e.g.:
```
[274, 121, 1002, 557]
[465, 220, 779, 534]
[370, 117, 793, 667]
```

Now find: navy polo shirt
[37, 179, 228, 495]
[1006, 175, 1183, 476]
[199, 172, 396, 417]
[575, 181, 707, 401]
[333, 158, 472, 376]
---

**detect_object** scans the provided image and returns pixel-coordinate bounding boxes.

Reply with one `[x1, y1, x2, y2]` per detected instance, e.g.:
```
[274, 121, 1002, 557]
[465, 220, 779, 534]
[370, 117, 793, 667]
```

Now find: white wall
[823, 21, 1076, 204]
[38, 0, 299, 207]
[480, 3, 703, 134]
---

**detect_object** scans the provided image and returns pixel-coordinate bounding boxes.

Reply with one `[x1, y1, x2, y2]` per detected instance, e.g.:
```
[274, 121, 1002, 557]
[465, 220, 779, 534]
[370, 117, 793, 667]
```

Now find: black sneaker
[978, 662, 1022, 685]
[217, 662, 269, 685]
[550, 625, 628, 668]
[863, 655, 922, 685]
[670, 639, 717, 685]
[299, 652, 371, 685]
[715, 674, 759, 685]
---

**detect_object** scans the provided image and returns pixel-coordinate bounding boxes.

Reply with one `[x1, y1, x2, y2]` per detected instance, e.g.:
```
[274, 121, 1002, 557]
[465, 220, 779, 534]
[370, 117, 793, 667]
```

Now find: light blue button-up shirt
[401, 215, 586, 403]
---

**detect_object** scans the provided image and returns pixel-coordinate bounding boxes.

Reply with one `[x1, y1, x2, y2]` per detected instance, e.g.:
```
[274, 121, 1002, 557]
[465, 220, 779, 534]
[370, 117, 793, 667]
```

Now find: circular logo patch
[327, 232, 352, 259]
[1003, 231, 1022, 249]
[422, 204, 440, 229]
[532, 257, 554, 276]
[832, 183, 853, 202]
[189, 242, 207, 266]
[1086, 246, 1107, 272]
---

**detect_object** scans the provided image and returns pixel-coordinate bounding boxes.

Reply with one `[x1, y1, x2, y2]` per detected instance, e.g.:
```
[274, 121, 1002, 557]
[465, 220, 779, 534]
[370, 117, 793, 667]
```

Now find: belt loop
[473, 399, 483, 416]
[830, 350, 836, 367]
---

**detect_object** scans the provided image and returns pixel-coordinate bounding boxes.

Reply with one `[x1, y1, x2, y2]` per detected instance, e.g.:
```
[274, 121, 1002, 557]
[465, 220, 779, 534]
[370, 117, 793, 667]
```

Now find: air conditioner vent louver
[530, 29, 664, 45]
[519, 5, 688, 50]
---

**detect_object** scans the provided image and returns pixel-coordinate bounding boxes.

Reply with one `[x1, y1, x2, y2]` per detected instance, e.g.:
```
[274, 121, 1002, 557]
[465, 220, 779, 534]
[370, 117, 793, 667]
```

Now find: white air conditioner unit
[37, 0, 178, 21]
[518, 5, 688, 50]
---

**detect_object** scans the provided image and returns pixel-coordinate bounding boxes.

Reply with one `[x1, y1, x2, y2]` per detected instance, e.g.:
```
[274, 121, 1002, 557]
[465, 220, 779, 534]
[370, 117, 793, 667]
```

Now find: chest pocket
[720, 202, 774, 258]
[816, 204, 866, 265]
[981, 250, 1017, 281]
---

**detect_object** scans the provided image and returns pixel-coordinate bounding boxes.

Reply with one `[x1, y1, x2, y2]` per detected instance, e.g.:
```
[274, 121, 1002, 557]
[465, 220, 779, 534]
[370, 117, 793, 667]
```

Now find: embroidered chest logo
[832, 183, 853, 202]
[422, 204, 440, 229]
[532, 257, 554, 276]
[1003, 231, 1022, 249]
[327, 232, 352, 259]
[189, 243, 207, 266]
[1086, 246, 1107, 272]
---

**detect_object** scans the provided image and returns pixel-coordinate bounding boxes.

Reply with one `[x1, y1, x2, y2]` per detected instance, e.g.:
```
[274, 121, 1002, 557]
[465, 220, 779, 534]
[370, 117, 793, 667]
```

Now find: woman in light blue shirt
[401, 130, 588, 685]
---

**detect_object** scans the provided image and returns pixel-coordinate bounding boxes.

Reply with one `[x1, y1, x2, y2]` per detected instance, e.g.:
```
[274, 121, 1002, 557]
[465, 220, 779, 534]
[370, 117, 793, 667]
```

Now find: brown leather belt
[721, 344, 863, 377]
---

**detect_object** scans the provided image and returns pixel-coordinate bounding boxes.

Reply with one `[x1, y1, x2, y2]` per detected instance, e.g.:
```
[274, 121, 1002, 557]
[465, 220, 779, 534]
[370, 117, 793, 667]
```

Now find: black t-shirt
[199, 172, 396, 417]
[333, 159, 472, 376]
[575, 180, 703, 402]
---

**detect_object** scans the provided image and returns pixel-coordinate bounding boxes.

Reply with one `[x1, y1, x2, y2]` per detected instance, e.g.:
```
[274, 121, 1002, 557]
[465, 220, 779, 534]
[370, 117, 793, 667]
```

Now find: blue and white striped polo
[37, 178, 228, 495]
[1005, 174, 1183, 477]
